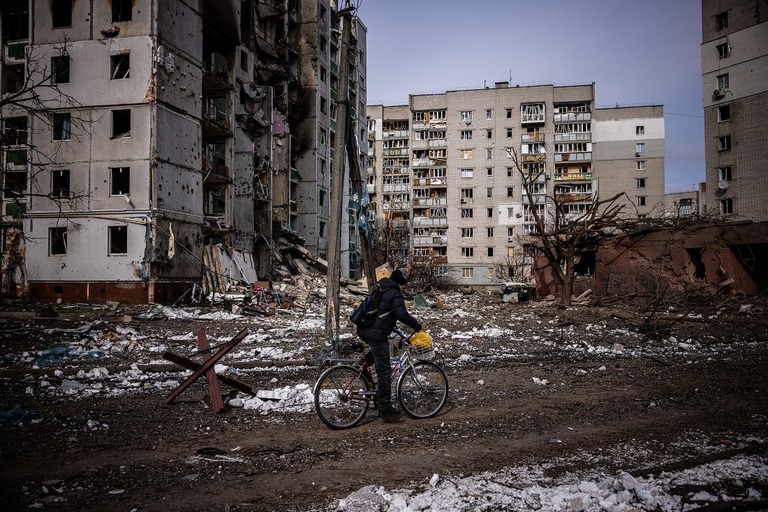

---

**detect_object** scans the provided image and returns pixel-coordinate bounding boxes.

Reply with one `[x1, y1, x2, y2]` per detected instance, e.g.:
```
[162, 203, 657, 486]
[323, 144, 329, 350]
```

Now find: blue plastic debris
[0, 405, 42, 426]
[33, 347, 104, 366]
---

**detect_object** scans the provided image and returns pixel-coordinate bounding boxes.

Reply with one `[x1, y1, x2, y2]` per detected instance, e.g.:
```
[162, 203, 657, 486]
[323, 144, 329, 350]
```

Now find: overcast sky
[356, 0, 705, 193]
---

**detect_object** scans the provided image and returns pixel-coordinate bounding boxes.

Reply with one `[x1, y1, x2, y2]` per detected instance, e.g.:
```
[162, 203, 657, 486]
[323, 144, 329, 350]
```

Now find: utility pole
[325, 7, 355, 353]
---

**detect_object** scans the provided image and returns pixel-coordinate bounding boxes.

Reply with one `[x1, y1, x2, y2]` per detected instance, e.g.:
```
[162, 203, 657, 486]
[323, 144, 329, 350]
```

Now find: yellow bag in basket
[411, 330, 433, 350]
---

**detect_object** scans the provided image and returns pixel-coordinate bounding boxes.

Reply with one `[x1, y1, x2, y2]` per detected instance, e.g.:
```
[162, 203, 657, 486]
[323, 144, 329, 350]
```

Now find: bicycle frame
[318, 331, 418, 405]
[314, 329, 448, 428]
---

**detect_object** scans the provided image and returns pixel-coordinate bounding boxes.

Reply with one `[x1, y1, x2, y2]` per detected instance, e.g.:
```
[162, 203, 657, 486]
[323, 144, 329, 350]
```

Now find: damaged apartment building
[0, 0, 368, 303]
[367, 84, 665, 287]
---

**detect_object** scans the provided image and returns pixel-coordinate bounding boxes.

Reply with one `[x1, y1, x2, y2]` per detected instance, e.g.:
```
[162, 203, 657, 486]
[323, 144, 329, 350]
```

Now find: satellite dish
[718, 179, 729, 190]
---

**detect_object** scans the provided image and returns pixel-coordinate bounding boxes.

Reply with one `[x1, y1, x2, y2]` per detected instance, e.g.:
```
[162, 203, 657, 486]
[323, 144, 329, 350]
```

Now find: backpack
[349, 285, 383, 327]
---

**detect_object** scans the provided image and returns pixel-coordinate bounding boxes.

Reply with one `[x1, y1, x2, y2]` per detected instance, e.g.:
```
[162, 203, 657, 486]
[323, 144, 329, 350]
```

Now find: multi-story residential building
[367, 83, 665, 286]
[593, 105, 666, 217]
[701, 0, 768, 222]
[664, 190, 702, 218]
[0, 0, 366, 302]
[366, 104, 412, 266]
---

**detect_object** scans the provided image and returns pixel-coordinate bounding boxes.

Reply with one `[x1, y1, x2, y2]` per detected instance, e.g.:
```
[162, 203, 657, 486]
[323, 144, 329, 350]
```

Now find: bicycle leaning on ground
[314, 328, 449, 429]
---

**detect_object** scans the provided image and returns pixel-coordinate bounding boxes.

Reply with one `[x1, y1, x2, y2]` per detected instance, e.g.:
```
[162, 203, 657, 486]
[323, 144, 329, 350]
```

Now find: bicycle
[314, 328, 449, 429]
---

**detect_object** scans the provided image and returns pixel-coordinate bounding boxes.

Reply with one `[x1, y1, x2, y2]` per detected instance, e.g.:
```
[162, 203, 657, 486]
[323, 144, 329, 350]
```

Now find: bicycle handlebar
[392, 327, 411, 350]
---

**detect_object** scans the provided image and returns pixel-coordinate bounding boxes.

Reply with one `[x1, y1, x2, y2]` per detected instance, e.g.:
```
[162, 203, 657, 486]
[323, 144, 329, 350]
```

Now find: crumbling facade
[367, 84, 665, 286]
[701, 0, 768, 222]
[0, 1, 366, 303]
[594, 221, 768, 299]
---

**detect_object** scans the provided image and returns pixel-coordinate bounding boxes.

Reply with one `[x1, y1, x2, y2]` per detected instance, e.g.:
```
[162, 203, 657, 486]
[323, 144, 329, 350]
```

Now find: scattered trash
[532, 377, 549, 386]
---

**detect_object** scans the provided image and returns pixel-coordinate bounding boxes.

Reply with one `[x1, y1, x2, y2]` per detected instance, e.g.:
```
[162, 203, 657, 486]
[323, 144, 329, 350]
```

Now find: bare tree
[409, 254, 456, 293]
[1, 38, 92, 214]
[510, 149, 627, 306]
[491, 249, 530, 284]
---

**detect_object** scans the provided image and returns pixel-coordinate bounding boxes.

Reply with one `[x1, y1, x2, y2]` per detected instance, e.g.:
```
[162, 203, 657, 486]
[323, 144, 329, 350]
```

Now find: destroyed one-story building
[535, 221, 768, 302]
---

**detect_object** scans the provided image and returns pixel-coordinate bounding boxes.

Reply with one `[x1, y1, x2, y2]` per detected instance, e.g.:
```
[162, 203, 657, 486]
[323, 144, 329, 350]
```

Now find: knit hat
[390, 269, 407, 285]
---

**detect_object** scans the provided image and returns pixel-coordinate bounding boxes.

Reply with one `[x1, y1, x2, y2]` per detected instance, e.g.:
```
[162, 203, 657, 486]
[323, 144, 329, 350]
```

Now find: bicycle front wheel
[314, 365, 371, 429]
[397, 361, 448, 419]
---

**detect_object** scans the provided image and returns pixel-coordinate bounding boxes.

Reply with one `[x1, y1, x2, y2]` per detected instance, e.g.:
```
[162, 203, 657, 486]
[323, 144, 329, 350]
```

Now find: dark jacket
[357, 277, 421, 343]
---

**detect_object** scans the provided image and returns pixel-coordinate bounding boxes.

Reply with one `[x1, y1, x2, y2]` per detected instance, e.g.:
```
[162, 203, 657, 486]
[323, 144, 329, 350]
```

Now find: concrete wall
[701, 1, 768, 222]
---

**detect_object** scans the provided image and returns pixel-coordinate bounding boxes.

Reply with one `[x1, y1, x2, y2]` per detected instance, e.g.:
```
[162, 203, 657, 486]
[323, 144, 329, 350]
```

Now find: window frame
[49, 227, 68, 255]
[717, 73, 729, 90]
[52, 0, 73, 28]
[716, 42, 731, 59]
[110, 167, 131, 196]
[51, 55, 70, 84]
[52, 113, 72, 141]
[111, 109, 131, 138]
[112, 0, 133, 22]
[110, 54, 131, 80]
[2, 63, 25, 94]
[108, 225, 128, 255]
[715, 12, 728, 31]
[51, 169, 71, 198]
[717, 104, 731, 122]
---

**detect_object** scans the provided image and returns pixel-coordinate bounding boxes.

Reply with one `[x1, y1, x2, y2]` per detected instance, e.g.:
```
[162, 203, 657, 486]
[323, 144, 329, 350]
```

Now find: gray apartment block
[0, 1, 366, 302]
[593, 105, 666, 218]
[701, 0, 768, 222]
[367, 83, 666, 286]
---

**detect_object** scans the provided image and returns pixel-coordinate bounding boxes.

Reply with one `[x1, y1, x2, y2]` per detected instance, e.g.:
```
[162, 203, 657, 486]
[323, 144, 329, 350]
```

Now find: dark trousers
[367, 339, 392, 409]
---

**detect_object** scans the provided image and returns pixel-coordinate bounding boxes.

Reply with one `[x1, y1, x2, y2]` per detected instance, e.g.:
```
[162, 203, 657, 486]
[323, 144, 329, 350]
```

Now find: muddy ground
[0, 293, 767, 511]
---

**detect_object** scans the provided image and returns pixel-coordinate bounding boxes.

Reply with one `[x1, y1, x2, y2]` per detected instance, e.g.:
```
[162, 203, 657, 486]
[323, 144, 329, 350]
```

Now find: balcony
[555, 172, 593, 181]
[521, 134, 545, 143]
[290, 167, 300, 182]
[413, 177, 447, 187]
[413, 197, 447, 207]
[412, 120, 447, 130]
[382, 148, 408, 157]
[382, 183, 409, 193]
[522, 154, 546, 163]
[556, 192, 593, 203]
[522, 194, 546, 205]
[413, 216, 448, 227]
[554, 152, 591, 163]
[382, 202, 410, 211]
[553, 112, 591, 122]
[521, 104, 545, 124]
[411, 138, 446, 150]
[554, 132, 591, 143]
[383, 130, 409, 139]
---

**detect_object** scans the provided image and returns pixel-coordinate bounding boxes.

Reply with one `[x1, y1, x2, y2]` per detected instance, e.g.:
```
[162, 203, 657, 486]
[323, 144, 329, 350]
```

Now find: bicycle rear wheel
[397, 361, 448, 419]
[314, 365, 371, 429]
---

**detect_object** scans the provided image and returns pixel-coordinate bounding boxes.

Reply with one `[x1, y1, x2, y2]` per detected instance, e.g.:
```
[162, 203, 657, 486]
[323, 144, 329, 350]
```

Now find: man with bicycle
[357, 269, 422, 422]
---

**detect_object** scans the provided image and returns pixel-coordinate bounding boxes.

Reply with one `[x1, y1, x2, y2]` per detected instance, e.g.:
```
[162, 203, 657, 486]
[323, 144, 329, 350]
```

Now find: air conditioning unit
[713, 89, 725, 99]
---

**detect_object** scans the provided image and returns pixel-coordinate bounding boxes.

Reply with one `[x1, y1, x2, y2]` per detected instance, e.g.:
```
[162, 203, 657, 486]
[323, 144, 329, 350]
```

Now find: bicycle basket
[410, 330, 435, 360]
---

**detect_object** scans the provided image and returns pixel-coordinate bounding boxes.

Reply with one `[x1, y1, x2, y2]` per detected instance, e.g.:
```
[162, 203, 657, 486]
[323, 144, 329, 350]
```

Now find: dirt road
[1, 298, 766, 511]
